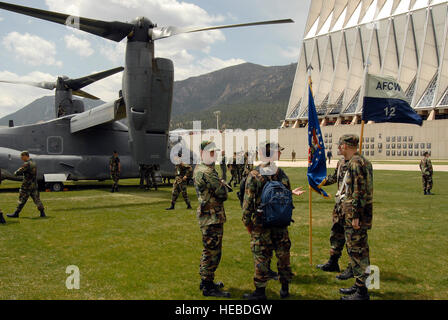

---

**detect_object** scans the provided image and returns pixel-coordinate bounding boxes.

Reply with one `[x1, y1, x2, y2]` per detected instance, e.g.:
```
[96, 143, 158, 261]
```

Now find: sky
[0, 0, 311, 118]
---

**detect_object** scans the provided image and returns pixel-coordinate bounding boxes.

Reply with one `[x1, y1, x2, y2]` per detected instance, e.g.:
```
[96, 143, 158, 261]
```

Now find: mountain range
[0, 62, 297, 129]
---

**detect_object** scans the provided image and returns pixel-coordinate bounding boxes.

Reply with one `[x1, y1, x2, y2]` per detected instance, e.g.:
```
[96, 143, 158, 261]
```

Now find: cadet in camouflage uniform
[242, 142, 294, 300]
[8, 151, 46, 218]
[166, 158, 193, 210]
[242, 152, 254, 179]
[420, 152, 433, 195]
[316, 156, 354, 280]
[109, 151, 121, 193]
[337, 134, 373, 300]
[220, 151, 227, 182]
[194, 141, 231, 298]
[139, 164, 146, 189]
[146, 164, 158, 191]
[228, 153, 239, 187]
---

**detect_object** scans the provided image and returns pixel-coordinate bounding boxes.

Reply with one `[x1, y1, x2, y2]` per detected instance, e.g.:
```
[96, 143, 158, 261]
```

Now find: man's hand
[352, 218, 360, 230]
[246, 223, 254, 234]
[182, 176, 188, 181]
[292, 187, 306, 197]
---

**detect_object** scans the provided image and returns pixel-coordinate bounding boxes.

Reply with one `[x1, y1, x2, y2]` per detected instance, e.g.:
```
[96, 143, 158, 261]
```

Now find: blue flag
[362, 74, 423, 126]
[307, 80, 329, 198]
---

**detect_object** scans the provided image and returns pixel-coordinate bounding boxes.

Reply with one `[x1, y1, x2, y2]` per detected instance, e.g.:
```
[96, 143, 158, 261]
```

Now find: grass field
[0, 168, 447, 300]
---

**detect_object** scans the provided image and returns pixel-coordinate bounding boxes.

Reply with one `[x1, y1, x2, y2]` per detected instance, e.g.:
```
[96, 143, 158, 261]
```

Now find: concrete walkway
[275, 161, 448, 172]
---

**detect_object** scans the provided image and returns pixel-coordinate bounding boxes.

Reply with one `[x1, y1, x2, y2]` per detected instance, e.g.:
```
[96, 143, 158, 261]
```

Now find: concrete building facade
[281, 0, 448, 159]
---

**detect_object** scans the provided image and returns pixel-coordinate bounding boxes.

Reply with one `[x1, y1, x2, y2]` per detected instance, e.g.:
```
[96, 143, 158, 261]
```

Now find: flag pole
[307, 65, 313, 266]
[309, 185, 313, 265]
[360, 60, 370, 153]
[359, 120, 366, 153]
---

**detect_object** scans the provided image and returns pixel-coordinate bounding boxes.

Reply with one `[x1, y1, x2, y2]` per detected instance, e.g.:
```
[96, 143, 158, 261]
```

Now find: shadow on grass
[55, 201, 169, 212]
[380, 271, 419, 284]
[291, 273, 332, 285]
[19, 216, 55, 220]
[372, 291, 429, 300]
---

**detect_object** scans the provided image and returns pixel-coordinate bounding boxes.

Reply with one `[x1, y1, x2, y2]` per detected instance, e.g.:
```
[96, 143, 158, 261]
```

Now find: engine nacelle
[124, 43, 174, 164]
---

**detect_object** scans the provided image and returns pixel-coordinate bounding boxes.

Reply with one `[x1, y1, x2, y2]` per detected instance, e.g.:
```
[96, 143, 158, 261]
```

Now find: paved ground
[275, 160, 448, 172]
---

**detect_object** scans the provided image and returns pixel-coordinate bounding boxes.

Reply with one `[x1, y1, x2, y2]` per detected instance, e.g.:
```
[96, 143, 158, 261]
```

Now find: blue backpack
[260, 180, 294, 227]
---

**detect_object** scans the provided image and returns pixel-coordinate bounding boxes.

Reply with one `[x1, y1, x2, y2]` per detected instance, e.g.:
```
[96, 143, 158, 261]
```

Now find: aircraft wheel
[50, 182, 64, 192]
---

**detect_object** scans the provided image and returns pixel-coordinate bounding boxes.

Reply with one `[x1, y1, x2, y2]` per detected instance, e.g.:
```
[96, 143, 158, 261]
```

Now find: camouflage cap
[20, 151, 30, 157]
[338, 134, 359, 147]
[200, 140, 220, 152]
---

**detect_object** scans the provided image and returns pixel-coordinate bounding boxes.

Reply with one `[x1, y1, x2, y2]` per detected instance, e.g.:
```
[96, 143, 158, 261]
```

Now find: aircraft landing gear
[47, 182, 64, 192]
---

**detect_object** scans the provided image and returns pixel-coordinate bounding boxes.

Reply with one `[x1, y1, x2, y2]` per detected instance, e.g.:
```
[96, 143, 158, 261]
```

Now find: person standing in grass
[7, 151, 46, 219]
[337, 134, 373, 301]
[193, 141, 231, 298]
[109, 150, 121, 193]
[316, 151, 353, 281]
[166, 154, 193, 210]
[242, 141, 305, 300]
[419, 152, 433, 195]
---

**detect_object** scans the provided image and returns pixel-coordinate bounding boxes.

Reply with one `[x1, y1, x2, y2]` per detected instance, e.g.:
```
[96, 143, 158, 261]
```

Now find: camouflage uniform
[228, 155, 239, 186]
[171, 163, 193, 205]
[109, 156, 120, 191]
[14, 159, 45, 214]
[242, 164, 294, 289]
[144, 164, 157, 190]
[342, 152, 373, 284]
[193, 162, 228, 282]
[220, 156, 227, 182]
[323, 158, 348, 258]
[419, 157, 433, 194]
[242, 153, 254, 179]
[139, 164, 146, 188]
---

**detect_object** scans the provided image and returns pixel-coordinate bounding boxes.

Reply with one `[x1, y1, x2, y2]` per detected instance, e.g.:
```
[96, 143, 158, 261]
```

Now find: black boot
[267, 269, 279, 281]
[280, 283, 289, 299]
[202, 280, 231, 298]
[316, 255, 340, 272]
[339, 284, 357, 295]
[341, 285, 369, 300]
[110, 187, 115, 193]
[186, 202, 192, 209]
[0, 213, 6, 224]
[7, 211, 20, 218]
[336, 265, 354, 280]
[166, 202, 175, 210]
[199, 280, 224, 290]
[243, 287, 267, 300]
[39, 209, 46, 218]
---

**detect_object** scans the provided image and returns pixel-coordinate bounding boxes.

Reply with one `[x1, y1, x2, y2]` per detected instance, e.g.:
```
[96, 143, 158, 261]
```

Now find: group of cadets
[0, 136, 435, 301]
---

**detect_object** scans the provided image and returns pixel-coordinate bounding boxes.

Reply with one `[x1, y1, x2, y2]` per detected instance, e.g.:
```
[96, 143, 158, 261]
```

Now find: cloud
[64, 34, 94, 57]
[44, 0, 243, 80]
[278, 46, 300, 61]
[85, 71, 123, 103]
[0, 71, 56, 117]
[2, 32, 62, 67]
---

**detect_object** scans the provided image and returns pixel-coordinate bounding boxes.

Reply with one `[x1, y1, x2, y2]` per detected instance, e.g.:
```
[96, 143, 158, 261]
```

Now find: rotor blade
[0, 80, 55, 90]
[0, 1, 134, 42]
[150, 18, 294, 40]
[65, 67, 124, 90]
[72, 90, 100, 100]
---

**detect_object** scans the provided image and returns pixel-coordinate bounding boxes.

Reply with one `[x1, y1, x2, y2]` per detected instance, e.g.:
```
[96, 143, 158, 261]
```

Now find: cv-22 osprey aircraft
[0, 1, 293, 191]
